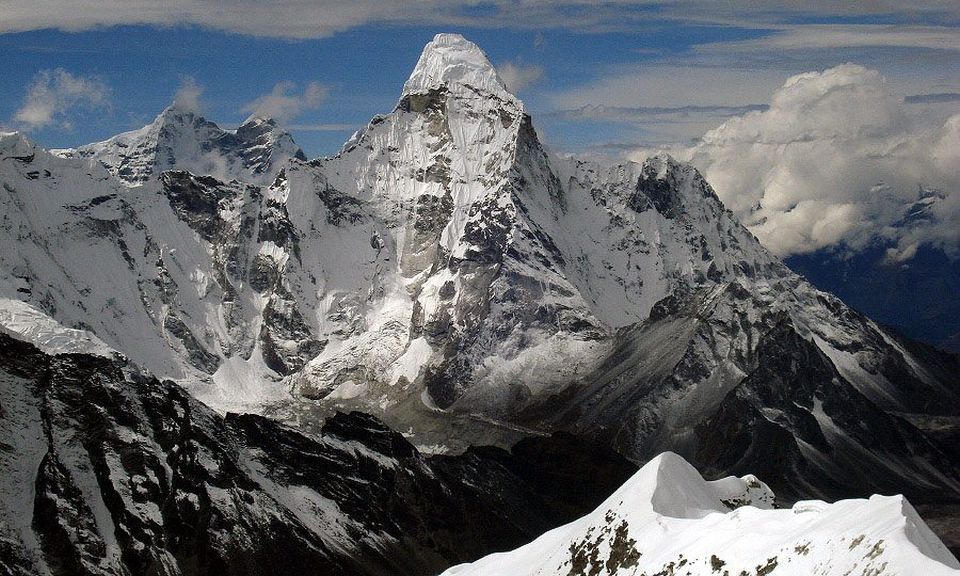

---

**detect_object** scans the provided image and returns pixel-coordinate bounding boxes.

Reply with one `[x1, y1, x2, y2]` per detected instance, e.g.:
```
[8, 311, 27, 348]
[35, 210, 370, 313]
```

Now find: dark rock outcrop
[0, 332, 635, 576]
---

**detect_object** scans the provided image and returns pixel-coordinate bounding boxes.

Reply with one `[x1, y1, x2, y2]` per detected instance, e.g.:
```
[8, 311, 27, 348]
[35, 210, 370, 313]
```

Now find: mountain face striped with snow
[2, 33, 959, 513]
[442, 452, 960, 576]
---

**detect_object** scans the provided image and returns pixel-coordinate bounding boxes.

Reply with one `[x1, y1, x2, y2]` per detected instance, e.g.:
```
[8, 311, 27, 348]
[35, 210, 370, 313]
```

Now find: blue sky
[1, 2, 957, 158]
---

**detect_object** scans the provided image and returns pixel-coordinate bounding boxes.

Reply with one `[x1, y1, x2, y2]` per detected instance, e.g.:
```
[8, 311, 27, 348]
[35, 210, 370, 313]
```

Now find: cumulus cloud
[13, 68, 110, 130]
[641, 64, 959, 260]
[173, 76, 204, 112]
[498, 60, 544, 92]
[242, 81, 328, 125]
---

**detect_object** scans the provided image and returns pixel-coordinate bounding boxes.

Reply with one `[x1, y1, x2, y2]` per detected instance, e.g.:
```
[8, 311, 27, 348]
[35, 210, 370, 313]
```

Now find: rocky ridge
[0, 328, 636, 576]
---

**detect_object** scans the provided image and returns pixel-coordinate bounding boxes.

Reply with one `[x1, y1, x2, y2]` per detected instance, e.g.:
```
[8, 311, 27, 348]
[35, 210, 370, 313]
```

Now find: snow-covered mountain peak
[613, 452, 775, 521]
[318, 32, 529, 251]
[238, 114, 278, 133]
[54, 102, 304, 186]
[155, 101, 198, 122]
[635, 452, 771, 519]
[402, 33, 516, 104]
[443, 452, 960, 576]
[642, 151, 681, 177]
[147, 102, 221, 138]
[639, 152, 707, 192]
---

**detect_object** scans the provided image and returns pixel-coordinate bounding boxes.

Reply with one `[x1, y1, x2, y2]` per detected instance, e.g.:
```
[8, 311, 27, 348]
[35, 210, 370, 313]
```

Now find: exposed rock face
[0, 331, 636, 576]
[695, 317, 960, 503]
[521, 281, 960, 506]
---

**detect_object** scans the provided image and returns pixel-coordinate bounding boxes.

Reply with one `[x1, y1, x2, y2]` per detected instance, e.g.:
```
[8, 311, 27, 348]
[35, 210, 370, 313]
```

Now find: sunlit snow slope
[443, 452, 960, 576]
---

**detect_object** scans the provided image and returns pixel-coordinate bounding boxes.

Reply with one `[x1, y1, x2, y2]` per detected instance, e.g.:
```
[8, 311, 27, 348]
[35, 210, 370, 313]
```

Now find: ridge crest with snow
[443, 451, 959, 576]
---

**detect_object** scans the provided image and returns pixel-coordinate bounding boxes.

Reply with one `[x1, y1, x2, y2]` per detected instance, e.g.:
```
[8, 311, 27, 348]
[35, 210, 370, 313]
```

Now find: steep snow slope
[54, 106, 305, 186]
[443, 452, 959, 576]
[0, 297, 115, 357]
[0, 131, 393, 412]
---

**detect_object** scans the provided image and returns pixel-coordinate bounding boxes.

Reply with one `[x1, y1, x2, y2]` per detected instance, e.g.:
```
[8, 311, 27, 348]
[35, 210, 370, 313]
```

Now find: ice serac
[54, 104, 305, 185]
[442, 452, 960, 576]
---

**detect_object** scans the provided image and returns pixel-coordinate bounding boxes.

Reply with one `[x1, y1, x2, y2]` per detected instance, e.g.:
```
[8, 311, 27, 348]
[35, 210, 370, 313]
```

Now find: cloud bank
[1, 1, 957, 39]
[13, 68, 110, 130]
[639, 64, 959, 260]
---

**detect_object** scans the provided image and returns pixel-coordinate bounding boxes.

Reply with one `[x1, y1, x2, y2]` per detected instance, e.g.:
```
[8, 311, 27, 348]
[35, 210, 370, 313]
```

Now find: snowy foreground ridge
[443, 452, 960, 576]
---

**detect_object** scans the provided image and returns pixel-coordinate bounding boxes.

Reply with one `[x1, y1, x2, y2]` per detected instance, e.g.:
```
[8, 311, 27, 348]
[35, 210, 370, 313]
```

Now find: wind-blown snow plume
[173, 76, 204, 112]
[242, 80, 328, 124]
[498, 60, 544, 92]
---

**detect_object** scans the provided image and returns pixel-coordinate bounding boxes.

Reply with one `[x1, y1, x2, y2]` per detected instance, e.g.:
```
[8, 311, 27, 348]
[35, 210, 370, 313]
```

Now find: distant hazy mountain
[787, 243, 960, 352]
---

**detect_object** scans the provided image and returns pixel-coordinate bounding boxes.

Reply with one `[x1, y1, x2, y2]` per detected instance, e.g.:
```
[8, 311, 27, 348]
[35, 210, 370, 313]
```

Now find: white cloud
[547, 104, 769, 148]
[697, 25, 960, 53]
[0, 1, 627, 38]
[13, 68, 110, 130]
[0, 2, 957, 39]
[242, 81, 328, 124]
[173, 76, 204, 112]
[542, 65, 792, 146]
[548, 65, 789, 110]
[637, 64, 960, 259]
[498, 60, 544, 92]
